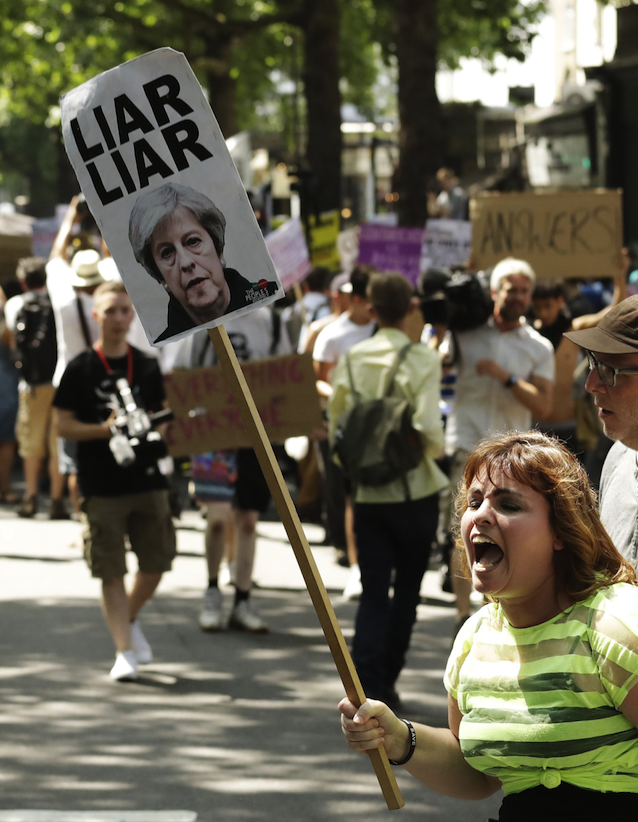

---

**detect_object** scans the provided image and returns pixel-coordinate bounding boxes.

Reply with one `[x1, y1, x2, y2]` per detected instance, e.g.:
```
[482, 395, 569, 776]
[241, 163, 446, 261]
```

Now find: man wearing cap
[302, 271, 352, 356]
[47, 197, 109, 513]
[564, 295, 638, 565]
[47, 198, 108, 387]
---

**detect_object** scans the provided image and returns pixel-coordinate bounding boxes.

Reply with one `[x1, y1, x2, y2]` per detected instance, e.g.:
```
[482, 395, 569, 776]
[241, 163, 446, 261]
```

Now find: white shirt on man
[46, 257, 102, 387]
[46, 256, 162, 386]
[173, 305, 292, 368]
[312, 311, 375, 367]
[445, 317, 555, 454]
[599, 441, 638, 567]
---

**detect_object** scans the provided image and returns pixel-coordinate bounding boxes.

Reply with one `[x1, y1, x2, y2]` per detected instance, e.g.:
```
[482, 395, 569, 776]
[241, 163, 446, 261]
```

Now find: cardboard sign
[422, 218, 472, 272]
[337, 226, 360, 273]
[357, 223, 424, 285]
[264, 218, 311, 291]
[60, 48, 283, 347]
[163, 352, 322, 454]
[309, 210, 341, 270]
[471, 189, 623, 279]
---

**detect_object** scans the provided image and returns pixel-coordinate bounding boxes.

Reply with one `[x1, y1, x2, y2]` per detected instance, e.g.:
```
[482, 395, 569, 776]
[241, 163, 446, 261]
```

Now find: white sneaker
[109, 650, 138, 682]
[343, 564, 363, 601]
[130, 620, 153, 664]
[228, 599, 269, 633]
[199, 586, 224, 632]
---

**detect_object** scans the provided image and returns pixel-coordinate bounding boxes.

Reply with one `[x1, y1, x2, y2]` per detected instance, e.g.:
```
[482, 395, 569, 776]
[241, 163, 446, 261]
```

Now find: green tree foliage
[0, 114, 59, 215]
[0, 0, 546, 215]
[368, 0, 547, 69]
[0, 0, 308, 204]
[439, 0, 547, 68]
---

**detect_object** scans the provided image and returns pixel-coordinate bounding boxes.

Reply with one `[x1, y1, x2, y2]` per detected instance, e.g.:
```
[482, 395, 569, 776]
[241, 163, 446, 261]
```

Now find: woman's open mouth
[472, 535, 504, 571]
[185, 276, 207, 291]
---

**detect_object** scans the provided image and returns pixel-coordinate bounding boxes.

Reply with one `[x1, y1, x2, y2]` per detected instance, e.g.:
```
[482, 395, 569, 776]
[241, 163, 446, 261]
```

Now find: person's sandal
[49, 498, 70, 520]
[0, 491, 19, 504]
[18, 495, 37, 518]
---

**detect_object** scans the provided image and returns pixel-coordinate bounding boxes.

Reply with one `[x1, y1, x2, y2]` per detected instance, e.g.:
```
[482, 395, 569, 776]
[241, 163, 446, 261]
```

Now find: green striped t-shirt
[444, 583, 638, 796]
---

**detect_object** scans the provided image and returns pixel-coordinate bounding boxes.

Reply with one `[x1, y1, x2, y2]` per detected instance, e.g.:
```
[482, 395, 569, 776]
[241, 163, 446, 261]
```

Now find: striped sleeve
[444, 608, 486, 700]
[588, 585, 638, 708]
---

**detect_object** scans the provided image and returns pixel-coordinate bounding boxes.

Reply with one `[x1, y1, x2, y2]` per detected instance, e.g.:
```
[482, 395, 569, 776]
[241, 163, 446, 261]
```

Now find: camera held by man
[107, 376, 173, 467]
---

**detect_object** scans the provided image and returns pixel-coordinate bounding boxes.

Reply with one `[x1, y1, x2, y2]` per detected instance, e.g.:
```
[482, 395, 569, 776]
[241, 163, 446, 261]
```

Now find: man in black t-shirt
[54, 281, 175, 682]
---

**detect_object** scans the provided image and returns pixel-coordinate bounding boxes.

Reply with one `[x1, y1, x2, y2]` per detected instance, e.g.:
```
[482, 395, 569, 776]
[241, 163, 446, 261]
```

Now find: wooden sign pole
[293, 282, 307, 325]
[208, 326, 404, 811]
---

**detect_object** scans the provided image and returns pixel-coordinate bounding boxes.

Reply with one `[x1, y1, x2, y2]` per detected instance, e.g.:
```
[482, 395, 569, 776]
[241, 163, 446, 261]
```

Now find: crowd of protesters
[3, 168, 638, 819]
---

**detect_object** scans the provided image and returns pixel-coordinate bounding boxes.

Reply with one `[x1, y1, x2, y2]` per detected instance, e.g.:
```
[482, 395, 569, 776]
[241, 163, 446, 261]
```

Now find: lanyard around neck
[93, 343, 133, 385]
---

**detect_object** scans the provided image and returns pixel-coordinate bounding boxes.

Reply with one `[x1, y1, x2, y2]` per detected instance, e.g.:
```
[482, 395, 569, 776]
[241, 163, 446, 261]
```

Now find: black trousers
[317, 439, 347, 550]
[352, 493, 438, 698]
[494, 783, 638, 821]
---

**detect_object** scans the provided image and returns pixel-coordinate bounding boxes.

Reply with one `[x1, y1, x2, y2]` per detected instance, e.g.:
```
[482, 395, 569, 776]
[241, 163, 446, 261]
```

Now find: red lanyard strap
[94, 343, 133, 385]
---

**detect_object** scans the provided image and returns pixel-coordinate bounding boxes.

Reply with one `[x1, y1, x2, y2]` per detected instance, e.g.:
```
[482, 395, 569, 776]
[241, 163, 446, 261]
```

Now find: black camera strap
[76, 295, 94, 349]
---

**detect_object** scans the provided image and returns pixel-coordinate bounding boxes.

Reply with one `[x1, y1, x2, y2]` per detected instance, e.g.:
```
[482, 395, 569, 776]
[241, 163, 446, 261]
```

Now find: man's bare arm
[55, 407, 113, 441]
[475, 358, 554, 419]
[313, 359, 333, 383]
[49, 196, 80, 261]
[571, 254, 628, 332]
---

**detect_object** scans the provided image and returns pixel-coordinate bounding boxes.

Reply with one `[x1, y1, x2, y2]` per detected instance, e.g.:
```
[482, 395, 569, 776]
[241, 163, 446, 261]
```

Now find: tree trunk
[302, 0, 342, 215]
[203, 35, 239, 139]
[394, 0, 441, 227]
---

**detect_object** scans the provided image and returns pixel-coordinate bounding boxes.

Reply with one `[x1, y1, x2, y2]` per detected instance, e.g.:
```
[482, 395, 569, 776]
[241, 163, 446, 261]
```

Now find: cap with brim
[69, 249, 106, 289]
[330, 271, 351, 294]
[564, 295, 638, 355]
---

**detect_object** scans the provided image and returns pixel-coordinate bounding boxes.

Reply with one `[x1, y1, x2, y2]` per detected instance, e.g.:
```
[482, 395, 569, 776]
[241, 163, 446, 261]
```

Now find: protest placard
[421, 218, 472, 272]
[264, 218, 311, 292]
[357, 223, 424, 285]
[309, 210, 341, 270]
[337, 226, 360, 273]
[164, 353, 322, 454]
[60, 48, 283, 346]
[471, 189, 623, 279]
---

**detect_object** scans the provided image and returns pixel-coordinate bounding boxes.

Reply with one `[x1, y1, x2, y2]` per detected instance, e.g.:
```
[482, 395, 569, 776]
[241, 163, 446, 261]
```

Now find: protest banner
[164, 353, 322, 454]
[60, 48, 283, 346]
[265, 218, 311, 292]
[471, 189, 623, 279]
[309, 210, 341, 270]
[358, 223, 424, 285]
[421, 218, 472, 272]
[61, 49, 403, 810]
[337, 226, 360, 273]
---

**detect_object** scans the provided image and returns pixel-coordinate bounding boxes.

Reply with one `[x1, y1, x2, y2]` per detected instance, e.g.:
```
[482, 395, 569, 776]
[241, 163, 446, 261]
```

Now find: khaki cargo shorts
[16, 384, 58, 460]
[81, 489, 176, 580]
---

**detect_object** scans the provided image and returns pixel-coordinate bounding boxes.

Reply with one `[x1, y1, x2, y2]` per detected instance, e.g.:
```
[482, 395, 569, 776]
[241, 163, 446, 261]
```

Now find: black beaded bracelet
[389, 718, 417, 766]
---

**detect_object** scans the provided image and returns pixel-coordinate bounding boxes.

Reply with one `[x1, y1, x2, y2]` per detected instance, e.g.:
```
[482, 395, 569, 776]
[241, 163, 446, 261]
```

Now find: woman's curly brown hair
[453, 430, 637, 602]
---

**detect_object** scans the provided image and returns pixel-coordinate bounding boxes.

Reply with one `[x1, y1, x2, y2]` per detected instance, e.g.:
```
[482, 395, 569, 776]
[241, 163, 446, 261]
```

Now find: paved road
[0, 501, 502, 821]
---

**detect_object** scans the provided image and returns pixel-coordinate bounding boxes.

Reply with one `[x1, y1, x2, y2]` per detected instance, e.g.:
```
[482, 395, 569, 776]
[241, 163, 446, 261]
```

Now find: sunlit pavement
[0, 503, 502, 822]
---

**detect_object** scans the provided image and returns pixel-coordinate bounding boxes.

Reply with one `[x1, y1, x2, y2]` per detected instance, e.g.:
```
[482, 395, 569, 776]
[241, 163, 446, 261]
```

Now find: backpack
[13, 290, 58, 386]
[332, 343, 423, 498]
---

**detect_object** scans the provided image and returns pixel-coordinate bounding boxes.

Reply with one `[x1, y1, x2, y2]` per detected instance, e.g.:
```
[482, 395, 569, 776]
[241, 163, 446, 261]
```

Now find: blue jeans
[352, 493, 438, 698]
